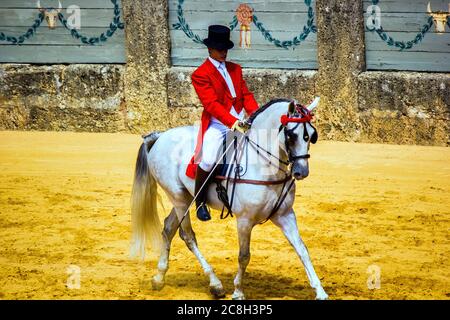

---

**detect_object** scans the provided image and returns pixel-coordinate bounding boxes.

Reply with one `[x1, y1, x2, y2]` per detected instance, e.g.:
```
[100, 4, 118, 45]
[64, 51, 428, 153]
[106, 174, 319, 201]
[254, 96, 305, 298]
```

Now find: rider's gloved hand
[232, 119, 251, 134]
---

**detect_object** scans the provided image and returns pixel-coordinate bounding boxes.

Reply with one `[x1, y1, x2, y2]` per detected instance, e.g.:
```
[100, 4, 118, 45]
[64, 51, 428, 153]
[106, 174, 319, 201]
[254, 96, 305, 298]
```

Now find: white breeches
[200, 106, 245, 172]
[199, 122, 229, 172]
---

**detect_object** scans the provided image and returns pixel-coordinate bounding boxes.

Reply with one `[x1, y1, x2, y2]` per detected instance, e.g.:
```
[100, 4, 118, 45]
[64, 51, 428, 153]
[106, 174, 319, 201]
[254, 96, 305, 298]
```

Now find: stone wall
[357, 71, 449, 145]
[0, 64, 126, 132]
[0, 0, 448, 146]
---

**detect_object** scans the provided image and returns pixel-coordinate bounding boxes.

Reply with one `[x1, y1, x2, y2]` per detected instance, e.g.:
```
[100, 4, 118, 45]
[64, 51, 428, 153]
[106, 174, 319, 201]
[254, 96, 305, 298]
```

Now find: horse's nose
[293, 168, 309, 180]
[292, 161, 309, 180]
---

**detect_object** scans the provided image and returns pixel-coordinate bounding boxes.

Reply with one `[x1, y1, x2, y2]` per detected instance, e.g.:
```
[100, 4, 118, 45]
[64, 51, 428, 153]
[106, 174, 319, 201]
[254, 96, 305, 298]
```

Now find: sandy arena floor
[0, 130, 448, 300]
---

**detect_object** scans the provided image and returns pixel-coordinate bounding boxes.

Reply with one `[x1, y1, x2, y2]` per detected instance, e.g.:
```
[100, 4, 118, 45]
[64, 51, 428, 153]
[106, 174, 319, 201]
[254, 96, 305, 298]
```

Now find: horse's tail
[130, 131, 162, 259]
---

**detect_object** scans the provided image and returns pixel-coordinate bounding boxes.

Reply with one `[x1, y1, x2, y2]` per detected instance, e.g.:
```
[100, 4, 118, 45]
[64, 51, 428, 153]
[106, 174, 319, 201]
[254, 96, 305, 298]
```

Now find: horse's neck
[244, 102, 289, 179]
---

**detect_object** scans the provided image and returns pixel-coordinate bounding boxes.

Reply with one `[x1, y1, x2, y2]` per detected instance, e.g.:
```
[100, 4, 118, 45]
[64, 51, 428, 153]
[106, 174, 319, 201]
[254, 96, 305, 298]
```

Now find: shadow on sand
[155, 270, 336, 300]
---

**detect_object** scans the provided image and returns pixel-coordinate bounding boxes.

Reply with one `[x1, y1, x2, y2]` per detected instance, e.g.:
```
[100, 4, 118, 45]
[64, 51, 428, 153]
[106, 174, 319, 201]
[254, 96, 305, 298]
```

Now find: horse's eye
[288, 133, 298, 144]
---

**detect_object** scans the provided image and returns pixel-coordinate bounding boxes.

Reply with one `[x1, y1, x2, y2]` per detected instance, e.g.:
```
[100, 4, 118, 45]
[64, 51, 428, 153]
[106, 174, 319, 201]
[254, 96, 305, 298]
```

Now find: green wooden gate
[364, 0, 450, 72]
[0, 0, 125, 63]
[169, 0, 318, 69]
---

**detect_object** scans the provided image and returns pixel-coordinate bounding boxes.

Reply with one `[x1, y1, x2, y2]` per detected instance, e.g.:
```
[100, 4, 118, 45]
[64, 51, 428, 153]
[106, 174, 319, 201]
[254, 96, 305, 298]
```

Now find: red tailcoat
[185, 58, 259, 178]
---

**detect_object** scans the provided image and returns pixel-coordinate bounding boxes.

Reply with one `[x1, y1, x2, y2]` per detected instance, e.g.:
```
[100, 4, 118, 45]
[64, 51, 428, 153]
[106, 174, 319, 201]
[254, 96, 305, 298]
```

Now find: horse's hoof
[210, 286, 226, 298]
[151, 277, 165, 291]
[315, 291, 329, 300]
[231, 291, 245, 300]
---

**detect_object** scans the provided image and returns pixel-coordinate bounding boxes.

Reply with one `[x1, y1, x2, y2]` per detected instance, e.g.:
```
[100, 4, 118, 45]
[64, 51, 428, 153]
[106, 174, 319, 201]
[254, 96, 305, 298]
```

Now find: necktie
[218, 63, 236, 98]
[218, 64, 227, 79]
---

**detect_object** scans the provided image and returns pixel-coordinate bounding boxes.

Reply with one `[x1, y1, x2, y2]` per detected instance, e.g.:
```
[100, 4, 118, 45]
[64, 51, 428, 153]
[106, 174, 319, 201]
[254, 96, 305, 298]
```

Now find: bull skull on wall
[37, 0, 63, 29]
[427, 2, 450, 33]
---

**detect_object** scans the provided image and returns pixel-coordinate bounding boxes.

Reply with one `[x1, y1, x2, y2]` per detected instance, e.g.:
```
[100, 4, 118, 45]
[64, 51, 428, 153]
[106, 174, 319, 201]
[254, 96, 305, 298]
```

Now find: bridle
[279, 104, 318, 163]
[243, 103, 318, 174]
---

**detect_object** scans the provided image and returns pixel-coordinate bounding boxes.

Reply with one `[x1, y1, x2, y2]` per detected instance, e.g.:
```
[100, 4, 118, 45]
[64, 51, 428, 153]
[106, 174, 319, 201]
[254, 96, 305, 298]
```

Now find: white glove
[231, 119, 251, 134]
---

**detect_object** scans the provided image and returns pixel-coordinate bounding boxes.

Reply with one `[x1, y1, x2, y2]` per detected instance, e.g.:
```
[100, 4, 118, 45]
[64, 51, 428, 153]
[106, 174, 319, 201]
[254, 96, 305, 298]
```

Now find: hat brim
[203, 38, 234, 50]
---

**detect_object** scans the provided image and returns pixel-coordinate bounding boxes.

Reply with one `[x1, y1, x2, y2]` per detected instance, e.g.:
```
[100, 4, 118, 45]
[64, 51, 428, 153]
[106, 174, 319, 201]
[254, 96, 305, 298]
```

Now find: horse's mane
[248, 98, 290, 123]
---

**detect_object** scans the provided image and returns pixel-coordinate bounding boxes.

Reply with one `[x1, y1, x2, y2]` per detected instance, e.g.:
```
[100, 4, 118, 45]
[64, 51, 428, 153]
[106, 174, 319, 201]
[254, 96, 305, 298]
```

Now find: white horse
[130, 98, 329, 300]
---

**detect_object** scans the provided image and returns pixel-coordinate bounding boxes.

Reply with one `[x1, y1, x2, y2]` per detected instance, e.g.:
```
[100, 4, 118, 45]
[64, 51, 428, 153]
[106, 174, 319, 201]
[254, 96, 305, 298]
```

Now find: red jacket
[185, 58, 259, 178]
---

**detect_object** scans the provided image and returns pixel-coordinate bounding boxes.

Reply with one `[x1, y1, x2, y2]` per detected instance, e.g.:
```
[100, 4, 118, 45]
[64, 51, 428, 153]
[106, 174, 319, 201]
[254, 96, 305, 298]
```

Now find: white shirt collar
[208, 56, 226, 70]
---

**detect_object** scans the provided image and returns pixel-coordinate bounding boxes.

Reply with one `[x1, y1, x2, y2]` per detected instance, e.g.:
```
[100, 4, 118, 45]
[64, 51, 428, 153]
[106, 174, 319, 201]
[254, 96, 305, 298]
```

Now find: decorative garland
[173, 0, 317, 50]
[0, 0, 124, 45]
[229, 15, 239, 32]
[59, 0, 124, 45]
[253, 0, 316, 49]
[0, 13, 44, 44]
[366, 0, 434, 51]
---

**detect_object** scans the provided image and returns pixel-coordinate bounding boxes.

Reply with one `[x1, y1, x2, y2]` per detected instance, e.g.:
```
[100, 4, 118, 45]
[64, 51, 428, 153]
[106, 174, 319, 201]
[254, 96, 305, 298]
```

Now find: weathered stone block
[358, 71, 450, 146]
[0, 64, 126, 132]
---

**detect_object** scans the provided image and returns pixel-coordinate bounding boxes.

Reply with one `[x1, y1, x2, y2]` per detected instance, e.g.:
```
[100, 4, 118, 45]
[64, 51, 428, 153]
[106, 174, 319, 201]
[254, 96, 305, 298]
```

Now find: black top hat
[203, 25, 234, 50]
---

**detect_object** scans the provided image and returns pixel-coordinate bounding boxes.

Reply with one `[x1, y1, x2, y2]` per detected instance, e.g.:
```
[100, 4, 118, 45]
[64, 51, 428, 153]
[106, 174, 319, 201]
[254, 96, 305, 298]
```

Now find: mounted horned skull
[427, 2, 450, 33]
[37, 0, 63, 29]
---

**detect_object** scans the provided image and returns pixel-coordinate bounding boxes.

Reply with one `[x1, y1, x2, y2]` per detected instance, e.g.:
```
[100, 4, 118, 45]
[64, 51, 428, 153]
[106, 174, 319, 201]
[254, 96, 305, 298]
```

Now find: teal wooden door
[364, 0, 450, 72]
[0, 0, 125, 63]
[169, 0, 318, 69]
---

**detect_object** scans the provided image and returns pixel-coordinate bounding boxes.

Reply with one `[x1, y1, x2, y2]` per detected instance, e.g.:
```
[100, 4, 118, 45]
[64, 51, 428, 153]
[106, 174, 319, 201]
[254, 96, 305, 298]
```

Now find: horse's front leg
[271, 209, 328, 300]
[232, 217, 254, 300]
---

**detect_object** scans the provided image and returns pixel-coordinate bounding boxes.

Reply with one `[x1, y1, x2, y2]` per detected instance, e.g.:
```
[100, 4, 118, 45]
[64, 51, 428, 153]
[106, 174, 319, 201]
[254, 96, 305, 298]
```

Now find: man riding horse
[186, 25, 260, 222]
[130, 25, 328, 300]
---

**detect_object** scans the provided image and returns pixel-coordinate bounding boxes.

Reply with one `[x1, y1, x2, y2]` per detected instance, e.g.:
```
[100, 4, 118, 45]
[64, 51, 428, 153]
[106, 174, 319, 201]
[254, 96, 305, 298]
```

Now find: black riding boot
[194, 166, 212, 221]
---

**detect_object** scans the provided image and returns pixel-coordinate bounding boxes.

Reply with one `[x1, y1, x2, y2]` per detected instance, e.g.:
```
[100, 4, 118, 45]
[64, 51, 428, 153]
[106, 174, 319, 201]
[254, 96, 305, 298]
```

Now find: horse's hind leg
[151, 208, 179, 290]
[271, 209, 328, 300]
[177, 210, 226, 298]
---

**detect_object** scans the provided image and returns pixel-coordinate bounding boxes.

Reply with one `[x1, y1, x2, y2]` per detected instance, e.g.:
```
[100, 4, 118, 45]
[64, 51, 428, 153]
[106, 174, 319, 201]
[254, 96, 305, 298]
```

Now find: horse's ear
[306, 97, 320, 113]
[288, 100, 296, 114]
